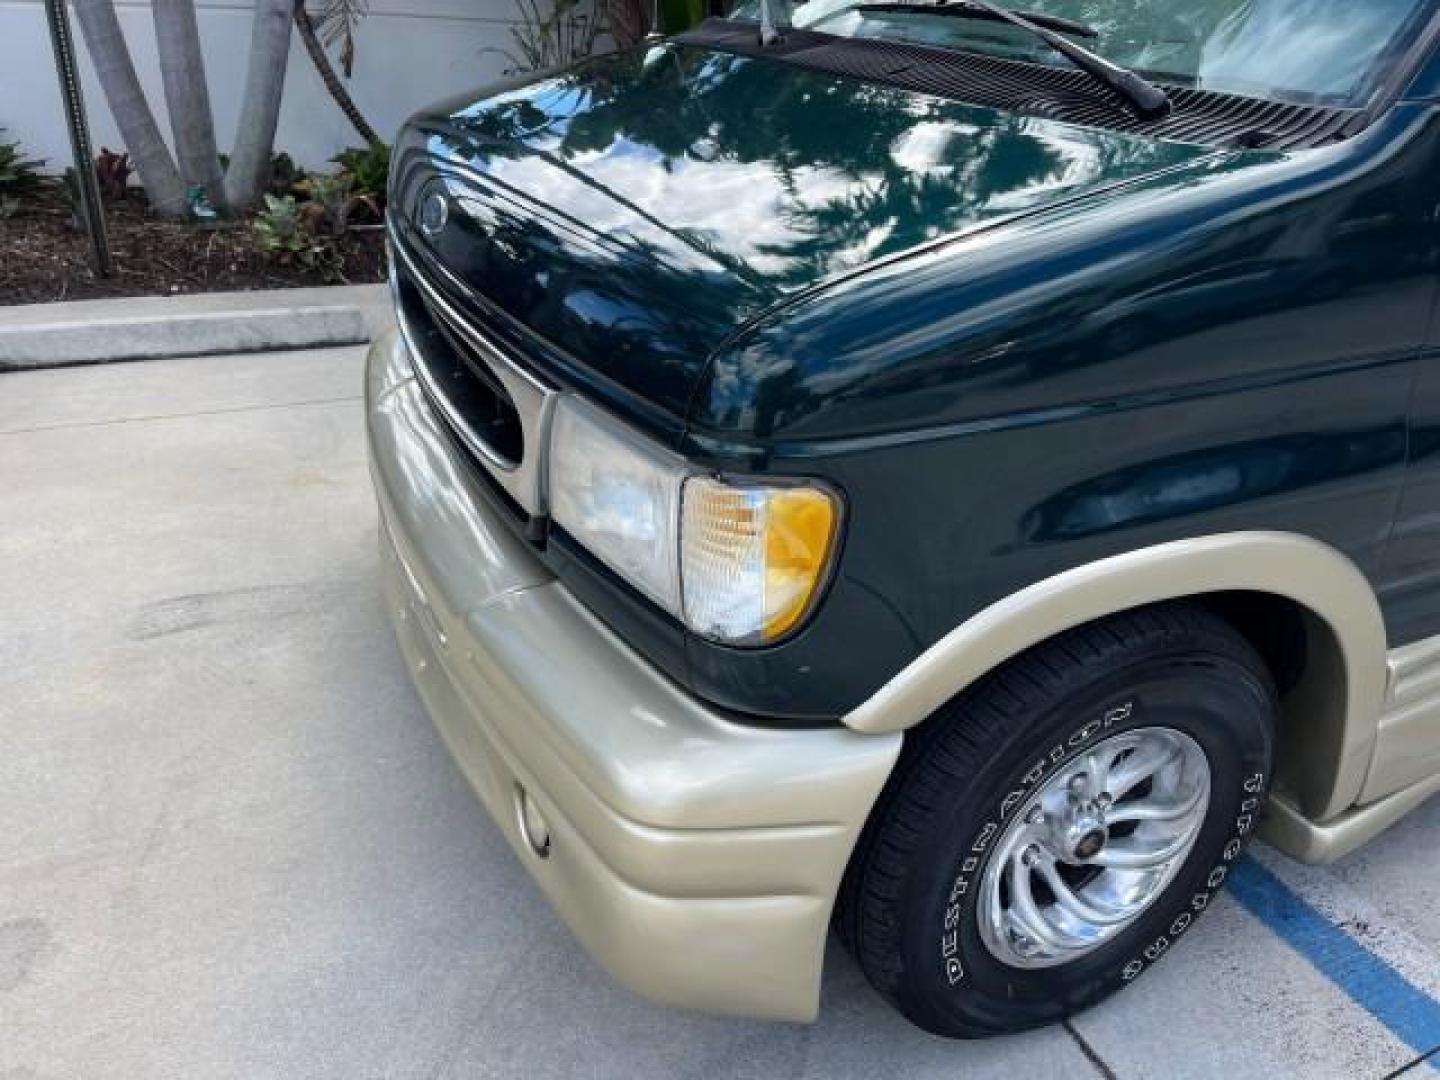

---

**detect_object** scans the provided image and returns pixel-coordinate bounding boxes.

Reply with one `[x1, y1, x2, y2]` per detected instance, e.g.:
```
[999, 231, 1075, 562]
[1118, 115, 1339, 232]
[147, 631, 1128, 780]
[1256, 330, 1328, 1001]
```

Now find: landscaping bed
[1, 185, 386, 306]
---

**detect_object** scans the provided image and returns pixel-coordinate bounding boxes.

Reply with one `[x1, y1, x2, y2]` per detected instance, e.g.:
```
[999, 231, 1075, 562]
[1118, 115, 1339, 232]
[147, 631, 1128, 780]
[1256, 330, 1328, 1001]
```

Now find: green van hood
[396, 41, 1213, 424]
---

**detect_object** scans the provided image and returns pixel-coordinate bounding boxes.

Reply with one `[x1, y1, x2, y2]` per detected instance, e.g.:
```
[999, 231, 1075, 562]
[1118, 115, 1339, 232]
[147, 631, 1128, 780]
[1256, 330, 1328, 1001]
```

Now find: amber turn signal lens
[680, 479, 839, 645]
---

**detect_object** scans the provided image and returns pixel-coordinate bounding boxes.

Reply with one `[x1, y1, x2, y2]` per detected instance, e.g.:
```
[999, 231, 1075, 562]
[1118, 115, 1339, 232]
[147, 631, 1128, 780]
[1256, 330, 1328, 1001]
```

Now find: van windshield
[728, 0, 1436, 107]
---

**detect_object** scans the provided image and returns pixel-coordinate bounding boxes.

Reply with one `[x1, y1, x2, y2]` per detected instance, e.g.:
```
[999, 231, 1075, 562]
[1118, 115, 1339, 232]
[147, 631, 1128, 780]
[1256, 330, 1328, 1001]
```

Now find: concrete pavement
[2, 347, 1439, 1078]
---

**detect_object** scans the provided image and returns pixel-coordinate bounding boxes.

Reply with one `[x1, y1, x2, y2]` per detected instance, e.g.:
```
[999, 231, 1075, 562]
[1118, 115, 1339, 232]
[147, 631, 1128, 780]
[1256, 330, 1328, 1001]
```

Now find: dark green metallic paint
[391, 36, 1440, 722]
[394, 42, 1209, 425]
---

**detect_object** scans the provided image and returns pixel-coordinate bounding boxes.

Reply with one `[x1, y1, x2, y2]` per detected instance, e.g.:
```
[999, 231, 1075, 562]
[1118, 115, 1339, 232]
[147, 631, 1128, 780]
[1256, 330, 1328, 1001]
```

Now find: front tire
[837, 602, 1275, 1038]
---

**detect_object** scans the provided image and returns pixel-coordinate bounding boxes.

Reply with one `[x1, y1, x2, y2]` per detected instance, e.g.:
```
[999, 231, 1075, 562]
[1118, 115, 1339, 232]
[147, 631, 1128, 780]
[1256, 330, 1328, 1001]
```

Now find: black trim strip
[676, 19, 1362, 150]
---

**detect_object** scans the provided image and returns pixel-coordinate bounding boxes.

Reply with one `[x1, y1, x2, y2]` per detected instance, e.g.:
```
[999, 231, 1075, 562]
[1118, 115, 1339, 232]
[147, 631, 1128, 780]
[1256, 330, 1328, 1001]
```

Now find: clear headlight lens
[681, 479, 838, 644]
[548, 396, 840, 646]
[548, 397, 685, 612]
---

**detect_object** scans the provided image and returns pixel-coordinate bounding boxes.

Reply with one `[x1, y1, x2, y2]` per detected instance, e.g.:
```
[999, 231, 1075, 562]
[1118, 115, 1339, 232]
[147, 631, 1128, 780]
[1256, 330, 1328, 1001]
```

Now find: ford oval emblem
[419, 192, 449, 238]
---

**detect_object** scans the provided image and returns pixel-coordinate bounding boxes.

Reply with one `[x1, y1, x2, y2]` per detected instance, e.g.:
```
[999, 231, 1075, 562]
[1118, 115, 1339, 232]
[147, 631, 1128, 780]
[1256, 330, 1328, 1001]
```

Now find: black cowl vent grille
[678, 20, 1359, 150]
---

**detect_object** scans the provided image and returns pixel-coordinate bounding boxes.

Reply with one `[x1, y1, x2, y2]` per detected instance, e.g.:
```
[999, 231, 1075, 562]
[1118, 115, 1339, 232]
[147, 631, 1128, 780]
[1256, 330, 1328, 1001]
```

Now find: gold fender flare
[842, 532, 1387, 822]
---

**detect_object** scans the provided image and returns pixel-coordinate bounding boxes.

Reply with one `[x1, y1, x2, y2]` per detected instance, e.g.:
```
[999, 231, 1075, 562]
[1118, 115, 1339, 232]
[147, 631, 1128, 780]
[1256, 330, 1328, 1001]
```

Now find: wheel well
[1194, 590, 1350, 816]
[963, 590, 1346, 816]
[1197, 591, 1309, 698]
[902, 590, 1348, 819]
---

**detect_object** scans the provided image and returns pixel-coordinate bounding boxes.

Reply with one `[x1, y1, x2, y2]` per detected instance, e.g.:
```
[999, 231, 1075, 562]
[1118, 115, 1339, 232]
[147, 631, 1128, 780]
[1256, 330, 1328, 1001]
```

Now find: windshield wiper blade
[858, 0, 1171, 120]
[855, 2, 1096, 39]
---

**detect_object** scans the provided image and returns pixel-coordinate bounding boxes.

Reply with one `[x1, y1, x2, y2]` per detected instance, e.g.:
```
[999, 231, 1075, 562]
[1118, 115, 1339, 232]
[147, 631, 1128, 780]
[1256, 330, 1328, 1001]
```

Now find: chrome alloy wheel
[978, 727, 1211, 969]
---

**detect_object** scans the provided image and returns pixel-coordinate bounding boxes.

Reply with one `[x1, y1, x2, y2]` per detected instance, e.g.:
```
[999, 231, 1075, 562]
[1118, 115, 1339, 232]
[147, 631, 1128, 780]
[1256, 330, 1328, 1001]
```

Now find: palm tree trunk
[152, 0, 228, 212]
[294, 1, 379, 146]
[225, 0, 293, 209]
[71, 0, 187, 215]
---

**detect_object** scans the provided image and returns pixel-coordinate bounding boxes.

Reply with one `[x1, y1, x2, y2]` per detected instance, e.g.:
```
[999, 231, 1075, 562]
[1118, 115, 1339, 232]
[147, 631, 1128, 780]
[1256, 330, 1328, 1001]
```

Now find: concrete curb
[0, 284, 392, 370]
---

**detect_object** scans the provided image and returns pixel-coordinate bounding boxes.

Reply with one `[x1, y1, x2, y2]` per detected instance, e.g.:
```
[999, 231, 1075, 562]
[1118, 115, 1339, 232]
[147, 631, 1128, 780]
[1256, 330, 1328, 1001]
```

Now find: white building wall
[0, 0, 570, 173]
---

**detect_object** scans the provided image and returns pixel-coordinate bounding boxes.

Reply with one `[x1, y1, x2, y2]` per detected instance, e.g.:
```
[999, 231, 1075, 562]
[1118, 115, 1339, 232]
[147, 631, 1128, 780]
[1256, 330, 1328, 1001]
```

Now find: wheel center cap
[1073, 828, 1108, 860]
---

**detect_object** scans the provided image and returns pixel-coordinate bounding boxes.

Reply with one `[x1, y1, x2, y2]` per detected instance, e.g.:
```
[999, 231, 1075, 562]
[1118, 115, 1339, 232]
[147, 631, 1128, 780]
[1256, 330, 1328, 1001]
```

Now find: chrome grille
[389, 229, 557, 517]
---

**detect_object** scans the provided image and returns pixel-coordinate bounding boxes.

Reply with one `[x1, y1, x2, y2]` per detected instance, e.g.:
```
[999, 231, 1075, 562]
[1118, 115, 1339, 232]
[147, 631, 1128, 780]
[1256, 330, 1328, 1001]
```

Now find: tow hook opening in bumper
[515, 783, 552, 860]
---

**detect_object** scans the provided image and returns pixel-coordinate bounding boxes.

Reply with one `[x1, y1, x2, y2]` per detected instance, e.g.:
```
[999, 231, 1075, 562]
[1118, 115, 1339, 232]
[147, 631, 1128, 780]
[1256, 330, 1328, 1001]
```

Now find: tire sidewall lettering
[938, 701, 1134, 987]
[1115, 770, 1266, 986]
[936, 695, 1265, 994]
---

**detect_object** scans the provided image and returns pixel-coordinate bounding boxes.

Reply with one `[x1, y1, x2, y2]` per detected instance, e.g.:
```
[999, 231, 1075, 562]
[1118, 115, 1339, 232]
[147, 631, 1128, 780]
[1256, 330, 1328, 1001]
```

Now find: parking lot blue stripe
[1228, 858, 1440, 1056]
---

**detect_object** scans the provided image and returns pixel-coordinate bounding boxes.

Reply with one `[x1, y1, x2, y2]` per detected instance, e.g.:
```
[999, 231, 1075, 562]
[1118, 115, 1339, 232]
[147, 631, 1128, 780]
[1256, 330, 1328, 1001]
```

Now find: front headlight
[549, 396, 685, 612]
[548, 397, 840, 646]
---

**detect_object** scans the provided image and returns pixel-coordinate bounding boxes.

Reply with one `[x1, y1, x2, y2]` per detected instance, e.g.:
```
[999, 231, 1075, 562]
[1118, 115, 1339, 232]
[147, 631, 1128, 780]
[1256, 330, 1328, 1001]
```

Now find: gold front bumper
[365, 328, 901, 1021]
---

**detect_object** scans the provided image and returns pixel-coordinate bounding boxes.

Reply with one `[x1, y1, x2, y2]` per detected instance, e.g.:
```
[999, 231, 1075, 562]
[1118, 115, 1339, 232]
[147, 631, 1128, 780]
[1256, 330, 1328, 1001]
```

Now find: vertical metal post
[43, 0, 111, 276]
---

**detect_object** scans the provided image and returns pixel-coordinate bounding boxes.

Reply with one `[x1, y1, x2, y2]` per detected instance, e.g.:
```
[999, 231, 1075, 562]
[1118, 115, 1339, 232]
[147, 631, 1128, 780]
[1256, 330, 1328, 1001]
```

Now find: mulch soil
[1, 185, 386, 305]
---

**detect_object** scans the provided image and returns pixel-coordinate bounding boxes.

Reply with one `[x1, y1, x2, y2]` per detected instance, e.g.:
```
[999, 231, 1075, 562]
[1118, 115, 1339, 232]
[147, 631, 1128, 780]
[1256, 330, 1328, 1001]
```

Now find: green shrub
[0, 130, 45, 202]
[331, 141, 389, 199]
[253, 193, 341, 275]
[253, 193, 305, 252]
[268, 151, 306, 195]
[661, 0, 706, 33]
[299, 172, 357, 236]
[501, 0, 602, 73]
